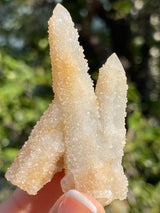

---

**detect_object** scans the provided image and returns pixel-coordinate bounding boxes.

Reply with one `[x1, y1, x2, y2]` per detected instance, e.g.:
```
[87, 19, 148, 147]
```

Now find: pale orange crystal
[6, 4, 128, 206]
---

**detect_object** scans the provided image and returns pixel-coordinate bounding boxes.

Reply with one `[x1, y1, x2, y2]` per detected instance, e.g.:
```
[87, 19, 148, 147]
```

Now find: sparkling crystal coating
[6, 4, 128, 205]
[5, 102, 64, 194]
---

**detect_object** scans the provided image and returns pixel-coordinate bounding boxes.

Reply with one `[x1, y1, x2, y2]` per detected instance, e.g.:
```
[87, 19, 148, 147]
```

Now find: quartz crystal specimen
[5, 102, 64, 195]
[6, 4, 128, 206]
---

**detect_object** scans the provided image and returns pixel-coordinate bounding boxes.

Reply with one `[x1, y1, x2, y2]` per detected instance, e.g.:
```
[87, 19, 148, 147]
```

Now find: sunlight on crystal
[6, 4, 128, 206]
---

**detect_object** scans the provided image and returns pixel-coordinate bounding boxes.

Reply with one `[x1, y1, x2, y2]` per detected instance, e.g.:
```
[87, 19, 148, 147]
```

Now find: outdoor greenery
[0, 0, 160, 212]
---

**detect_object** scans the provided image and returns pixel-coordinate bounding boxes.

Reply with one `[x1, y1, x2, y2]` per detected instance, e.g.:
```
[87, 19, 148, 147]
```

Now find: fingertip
[49, 189, 105, 213]
[0, 171, 64, 213]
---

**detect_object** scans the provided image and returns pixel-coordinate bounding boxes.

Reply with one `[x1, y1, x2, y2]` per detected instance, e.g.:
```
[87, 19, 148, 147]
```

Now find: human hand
[0, 171, 105, 213]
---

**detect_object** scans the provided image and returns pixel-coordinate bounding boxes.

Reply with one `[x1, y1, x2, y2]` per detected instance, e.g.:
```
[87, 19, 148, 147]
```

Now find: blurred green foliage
[0, 0, 160, 212]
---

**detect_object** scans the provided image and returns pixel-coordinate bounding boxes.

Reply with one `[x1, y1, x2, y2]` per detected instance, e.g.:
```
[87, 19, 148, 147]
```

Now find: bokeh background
[0, 0, 160, 212]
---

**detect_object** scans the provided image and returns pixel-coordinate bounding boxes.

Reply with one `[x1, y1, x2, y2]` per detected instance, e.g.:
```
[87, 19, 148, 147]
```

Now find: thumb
[49, 189, 105, 213]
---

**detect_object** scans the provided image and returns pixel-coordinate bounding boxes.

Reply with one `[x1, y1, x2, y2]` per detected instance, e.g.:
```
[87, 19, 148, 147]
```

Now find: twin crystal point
[5, 4, 128, 206]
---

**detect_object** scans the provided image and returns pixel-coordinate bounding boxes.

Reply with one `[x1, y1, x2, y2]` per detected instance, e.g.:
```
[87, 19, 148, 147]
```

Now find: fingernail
[49, 189, 97, 213]
[65, 190, 97, 213]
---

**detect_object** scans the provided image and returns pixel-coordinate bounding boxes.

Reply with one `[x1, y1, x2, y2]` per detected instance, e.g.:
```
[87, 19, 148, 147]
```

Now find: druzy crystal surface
[6, 4, 128, 206]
